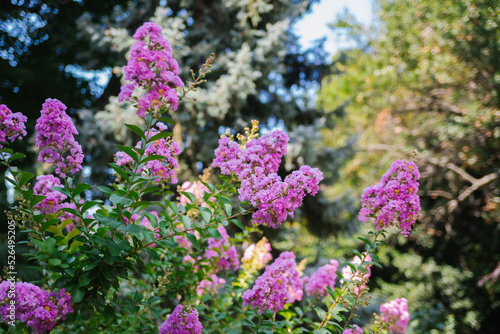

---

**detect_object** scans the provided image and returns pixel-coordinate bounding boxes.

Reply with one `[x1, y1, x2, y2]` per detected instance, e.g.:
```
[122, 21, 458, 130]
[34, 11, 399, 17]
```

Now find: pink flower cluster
[115, 123, 181, 183]
[205, 226, 239, 272]
[0, 281, 73, 334]
[359, 159, 421, 236]
[35, 98, 84, 178]
[343, 325, 363, 334]
[33, 175, 67, 214]
[196, 274, 226, 296]
[304, 259, 339, 297]
[212, 130, 323, 228]
[242, 251, 303, 314]
[0, 104, 27, 148]
[341, 254, 373, 295]
[178, 181, 211, 206]
[241, 237, 273, 271]
[158, 304, 202, 334]
[379, 298, 410, 334]
[119, 22, 184, 117]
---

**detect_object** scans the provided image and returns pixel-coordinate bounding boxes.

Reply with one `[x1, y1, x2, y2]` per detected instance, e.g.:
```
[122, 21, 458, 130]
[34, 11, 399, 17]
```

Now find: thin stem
[317, 229, 382, 330]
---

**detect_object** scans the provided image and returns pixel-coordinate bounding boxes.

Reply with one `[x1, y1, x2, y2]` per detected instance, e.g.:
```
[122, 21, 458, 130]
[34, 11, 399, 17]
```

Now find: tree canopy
[318, 0, 500, 332]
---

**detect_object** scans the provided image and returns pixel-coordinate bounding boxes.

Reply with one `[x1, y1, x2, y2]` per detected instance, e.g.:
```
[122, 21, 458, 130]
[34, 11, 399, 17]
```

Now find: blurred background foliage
[1, 0, 499, 333]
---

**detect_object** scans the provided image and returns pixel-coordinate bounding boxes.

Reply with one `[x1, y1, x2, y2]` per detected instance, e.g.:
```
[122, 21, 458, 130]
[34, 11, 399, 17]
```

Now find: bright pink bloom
[205, 226, 239, 272]
[242, 251, 303, 313]
[304, 259, 339, 297]
[120, 22, 184, 117]
[359, 159, 421, 236]
[35, 99, 84, 178]
[33, 175, 67, 214]
[196, 274, 226, 296]
[158, 304, 202, 334]
[0, 104, 27, 148]
[343, 324, 363, 334]
[0, 281, 73, 334]
[212, 131, 323, 228]
[341, 253, 373, 295]
[115, 124, 181, 183]
[379, 298, 410, 334]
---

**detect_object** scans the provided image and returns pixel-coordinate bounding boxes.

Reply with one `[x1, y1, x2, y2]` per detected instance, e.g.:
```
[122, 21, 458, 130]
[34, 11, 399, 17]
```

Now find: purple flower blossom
[0, 281, 73, 334]
[33, 175, 67, 214]
[158, 304, 202, 334]
[35, 98, 84, 178]
[304, 259, 339, 297]
[212, 130, 323, 228]
[205, 226, 239, 272]
[0, 104, 27, 148]
[115, 124, 181, 183]
[196, 274, 226, 296]
[379, 298, 410, 334]
[120, 22, 184, 117]
[359, 159, 421, 236]
[343, 324, 363, 334]
[242, 251, 303, 313]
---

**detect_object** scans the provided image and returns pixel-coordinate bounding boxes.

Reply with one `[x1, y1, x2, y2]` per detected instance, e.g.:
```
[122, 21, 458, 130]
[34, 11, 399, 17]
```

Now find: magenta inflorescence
[341, 253, 373, 295]
[196, 274, 226, 296]
[0, 104, 27, 148]
[242, 251, 303, 314]
[0, 281, 73, 334]
[204, 226, 239, 272]
[33, 174, 67, 214]
[119, 22, 184, 117]
[379, 298, 410, 334]
[343, 324, 364, 334]
[35, 98, 84, 178]
[359, 159, 421, 236]
[115, 123, 181, 183]
[212, 130, 323, 228]
[158, 304, 202, 334]
[304, 259, 339, 297]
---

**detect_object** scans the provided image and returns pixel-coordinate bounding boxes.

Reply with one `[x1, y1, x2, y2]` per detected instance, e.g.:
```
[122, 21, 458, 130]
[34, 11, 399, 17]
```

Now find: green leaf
[144, 212, 159, 229]
[98, 186, 113, 195]
[71, 288, 85, 303]
[50, 186, 71, 197]
[30, 195, 46, 207]
[180, 191, 197, 205]
[207, 227, 221, 239]
[146, 131, 173, 144]
[180, 215, 192, 229]
[199, 207, 212, 224]
[145, 247, 161, 261]
[121, 224, 143, 234]
[94, 214, 123, 229]
[81, 200, 102, 213]
[19, 171, 34, 187]
[48, 258, 61, 266]
[158, 116, 174, 125]
[186, 233, 200, 250]
[71, 183, 92, 197]
[230, 218, 245, 231]
[109, 163, 130, 182]
[224, 203, 232, 216]
[165, 200, 179, 214]
[110, 193, 133, 206]
[116, 145, 139, 163]
[8, 152, 25, 163]
[125, 123, 145, 139]
[103, 305, 116, 322]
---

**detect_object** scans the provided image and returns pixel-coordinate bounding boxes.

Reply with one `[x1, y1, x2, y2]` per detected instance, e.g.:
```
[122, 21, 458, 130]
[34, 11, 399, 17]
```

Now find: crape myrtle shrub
[1, 23, 420, 333]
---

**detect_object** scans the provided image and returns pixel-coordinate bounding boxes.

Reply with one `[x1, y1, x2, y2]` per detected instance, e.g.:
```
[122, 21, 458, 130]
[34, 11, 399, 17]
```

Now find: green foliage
[317, 0, 500, 332]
